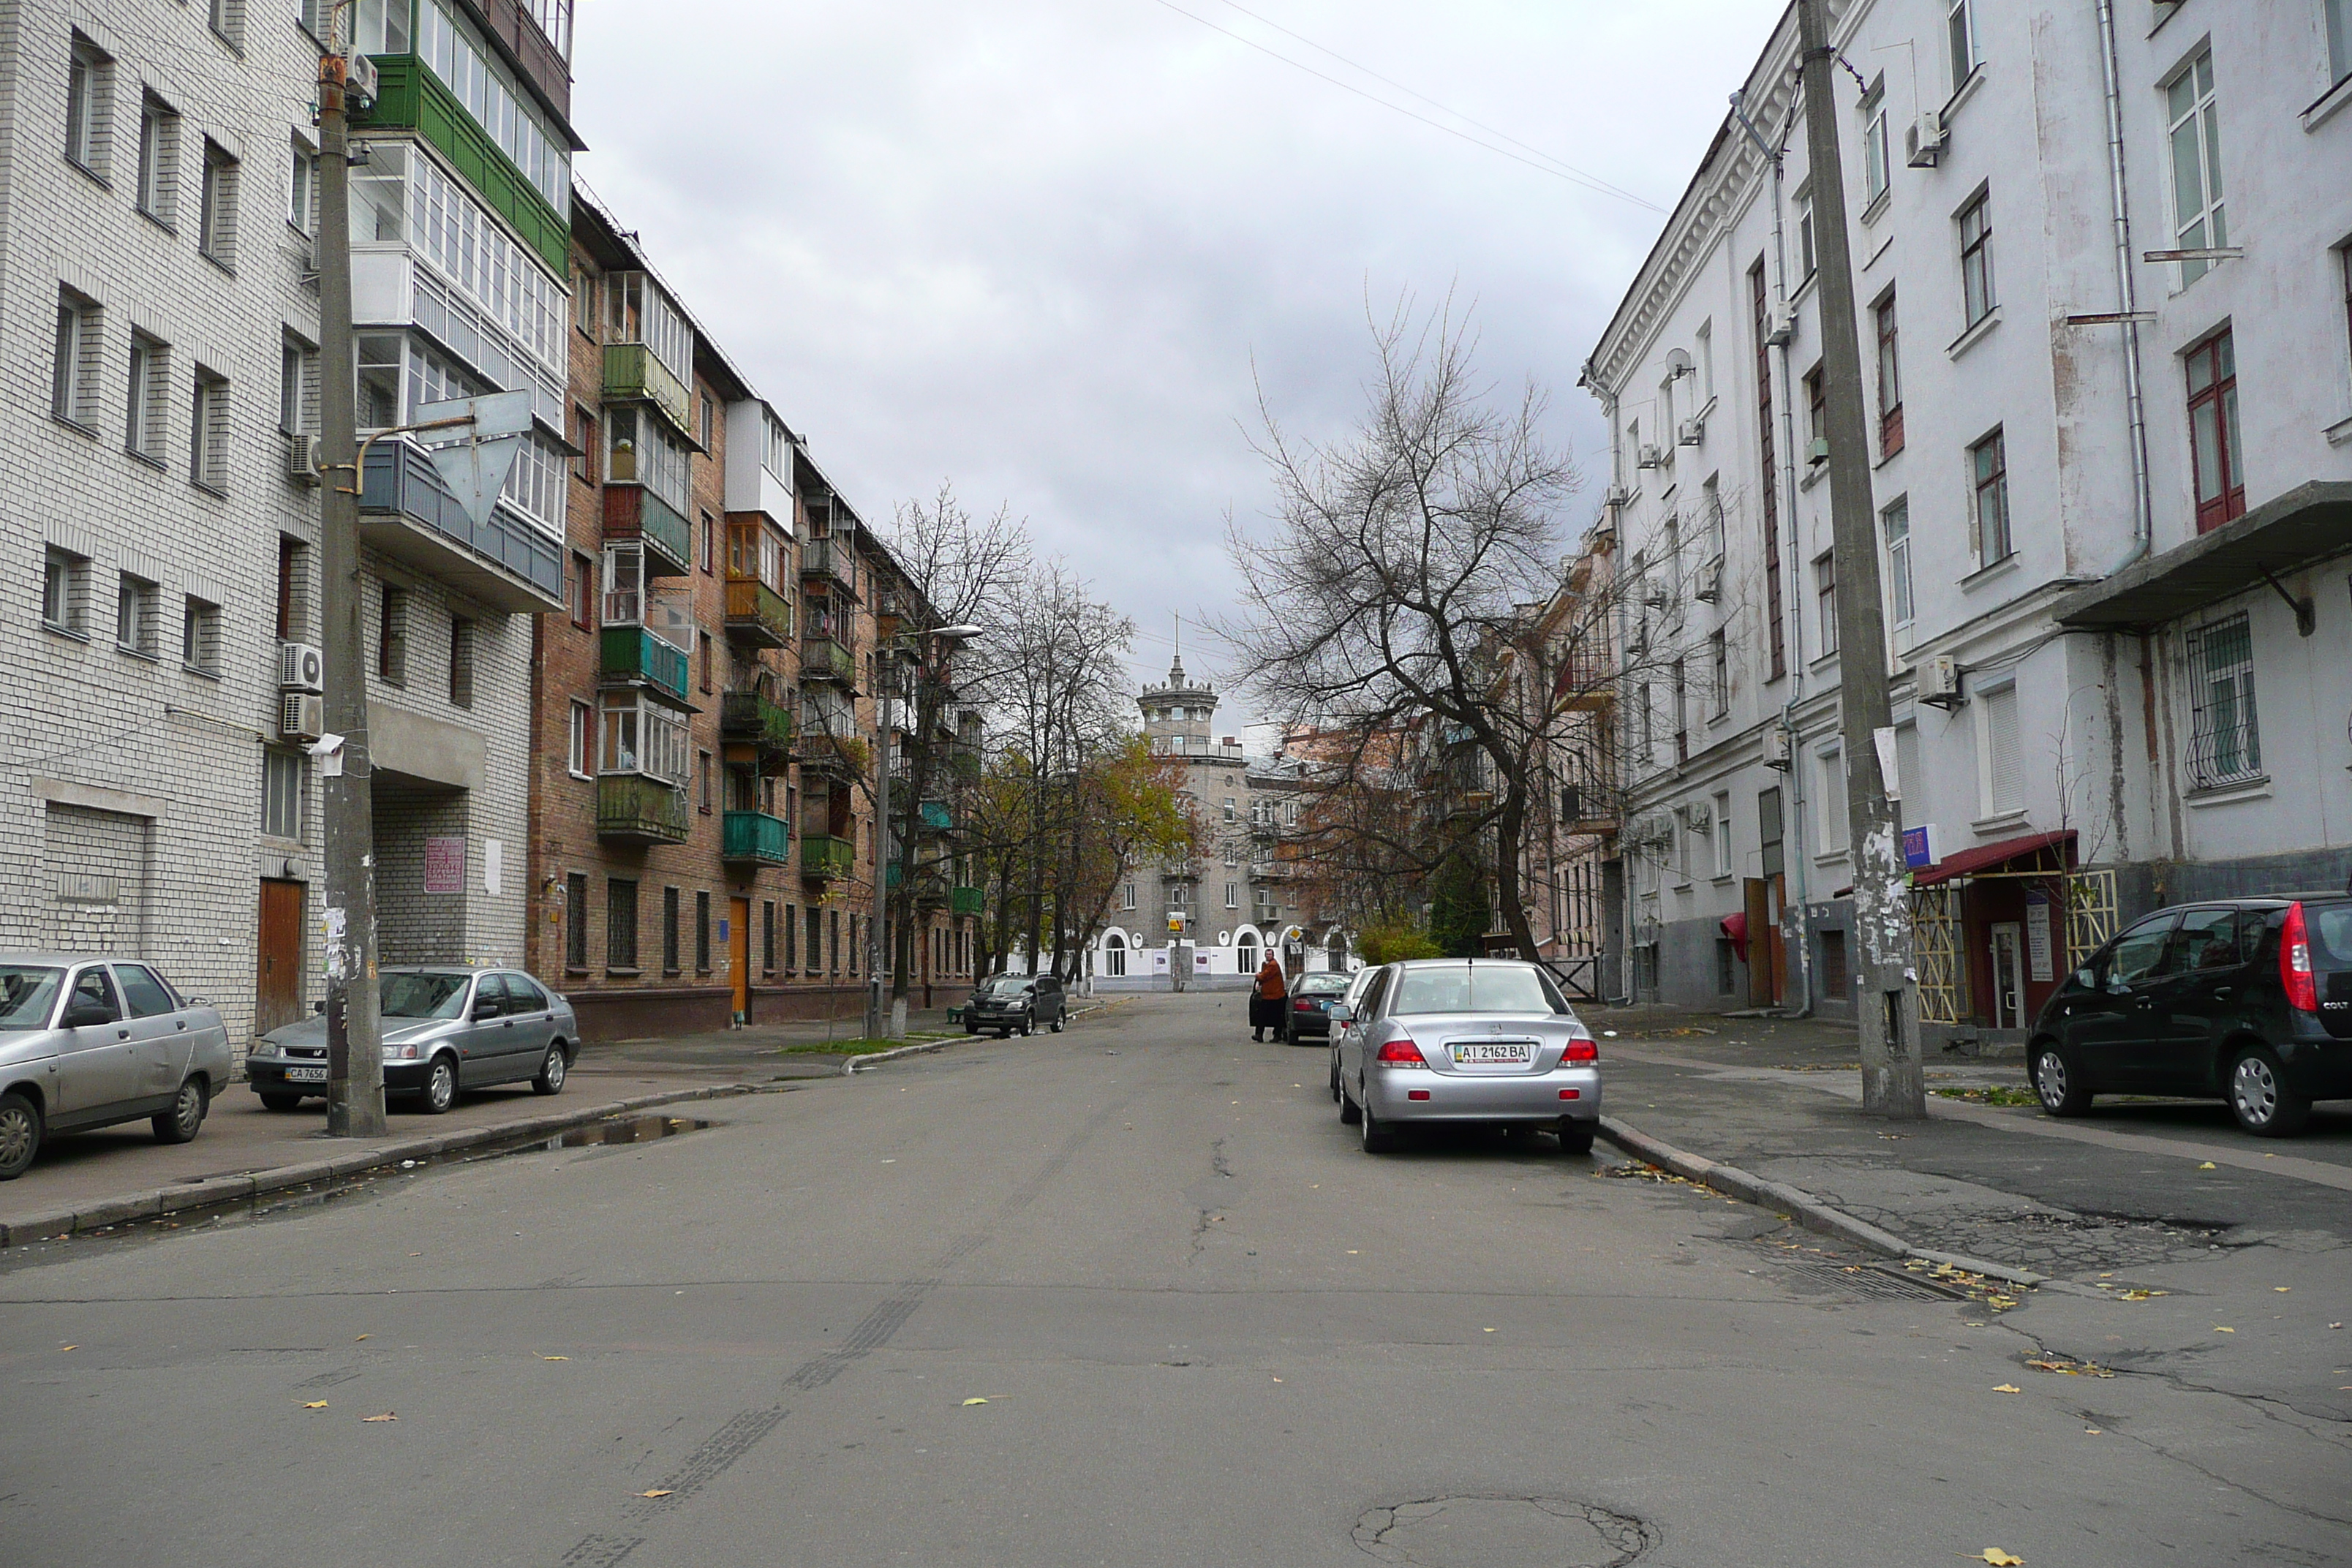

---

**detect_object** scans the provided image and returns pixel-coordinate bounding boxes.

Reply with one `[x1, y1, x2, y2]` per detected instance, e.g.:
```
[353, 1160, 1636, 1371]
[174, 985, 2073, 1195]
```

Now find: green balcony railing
[949, 886, 984, 918]
[801, 634, 856, 685]
[352, 55, 570, 275]
[601, 342, 696, 440]
[916, 799, 953, 833]
[603, 483, 692, 574]
[720, 690, 795, 755]
[721, 810, 793, 866]
[724, 576, 794, 648]
[800, 833, 856, 881]
[597, 774, 690, 844]
[600, 626, 690, 701]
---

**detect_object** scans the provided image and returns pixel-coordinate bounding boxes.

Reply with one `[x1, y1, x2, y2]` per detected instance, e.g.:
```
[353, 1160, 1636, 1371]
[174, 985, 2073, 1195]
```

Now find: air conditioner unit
[278, 641, 325, 693]
[1681, 800, 1713, 830]
[279, 691, 325, 742]
[1922, 653, 1965, 707]
[285, 431, 321, 486]
[1693, 559, 1724, 603]
[1763, 725, 1793, 770]
[1635, 443, 1666, 470]
[1904, 110, 1948, 169]
[1765, 302, 1797, 347]
[1677, 415, 1705, 447]
[344, 50, 380, 107]
[1604, 484, 1631, 509]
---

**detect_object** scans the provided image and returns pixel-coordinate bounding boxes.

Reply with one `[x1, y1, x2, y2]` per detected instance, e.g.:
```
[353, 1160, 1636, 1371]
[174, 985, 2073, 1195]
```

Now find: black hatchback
[2027, 894, 2352, 1136]
[965, 973, 1066, 1037]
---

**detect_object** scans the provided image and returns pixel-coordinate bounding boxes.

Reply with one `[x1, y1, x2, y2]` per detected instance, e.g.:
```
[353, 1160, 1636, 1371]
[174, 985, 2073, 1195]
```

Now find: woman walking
[1250, 953, 1288, 1042]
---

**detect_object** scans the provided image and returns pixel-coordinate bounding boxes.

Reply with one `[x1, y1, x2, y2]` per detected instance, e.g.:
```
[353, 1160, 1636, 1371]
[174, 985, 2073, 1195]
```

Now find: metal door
[1990, 924, 2025, 1030]
[55, 966, 139, 1117]
[255, 879, 305, 1036]
[730, 898, 751, 1019]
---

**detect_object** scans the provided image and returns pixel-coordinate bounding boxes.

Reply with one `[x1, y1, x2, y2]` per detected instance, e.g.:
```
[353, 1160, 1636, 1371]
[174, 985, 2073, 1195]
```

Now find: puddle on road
[551, 1115, 707, 1148]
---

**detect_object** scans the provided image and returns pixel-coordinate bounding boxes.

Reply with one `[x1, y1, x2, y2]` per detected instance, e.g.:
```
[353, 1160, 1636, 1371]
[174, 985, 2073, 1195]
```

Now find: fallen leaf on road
[407, 1253, 421, 1257]
[362, 1413, 396, 1422]
[1482, 1327, 1496, 1333]
[2198, 1161, 2217, 1170]
[961, 1398, 988, 1406]
[58, 1346, 76, 1352]
[302, 1401, 329, 1409]
[355, 1335, 369, 1341]
[2331, 1323, 2344, 1330]
[542, 1355, 568, 1361]
[2084, 1427, 2102, 1434]
[2026, 1358, 2114, 1378]
[2274, 1287, 2291, 1292]
[1992, 1384, 2021, 1394]
[1966, 1552, 2024, 1566]
[636, 1490, 673, 1499]
[2214, 1327, 2235, 1333]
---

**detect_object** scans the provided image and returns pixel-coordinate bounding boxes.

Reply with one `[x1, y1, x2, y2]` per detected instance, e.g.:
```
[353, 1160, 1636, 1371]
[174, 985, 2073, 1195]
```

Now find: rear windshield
[1296, 973, 1352, 996]
[0, 966, 64, 1030]
[1390, 965, 1567, 1016]
[2307, 903, 2352, 967]
[981, 976, 1031, 997]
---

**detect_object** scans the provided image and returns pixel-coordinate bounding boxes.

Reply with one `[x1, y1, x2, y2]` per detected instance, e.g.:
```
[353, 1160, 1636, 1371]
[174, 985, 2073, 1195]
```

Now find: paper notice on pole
[1873, 725, 1901, 800]
[2025, 889, 2056, 982]
[424, 837, 465, 894]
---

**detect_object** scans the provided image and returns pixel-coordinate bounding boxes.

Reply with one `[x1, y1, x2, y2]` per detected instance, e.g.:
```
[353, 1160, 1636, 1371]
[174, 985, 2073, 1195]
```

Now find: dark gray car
[245, 967, 578, 1114]
[0, 954, 235, 1180]
[965, 973, 1066, 1036]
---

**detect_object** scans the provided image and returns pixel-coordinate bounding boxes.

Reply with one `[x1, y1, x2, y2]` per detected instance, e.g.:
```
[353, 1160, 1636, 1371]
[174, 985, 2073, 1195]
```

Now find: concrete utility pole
[314, 37, 387, 1137]
[865, 649, 895, 1042]
[1795, 0, 1926, 1118]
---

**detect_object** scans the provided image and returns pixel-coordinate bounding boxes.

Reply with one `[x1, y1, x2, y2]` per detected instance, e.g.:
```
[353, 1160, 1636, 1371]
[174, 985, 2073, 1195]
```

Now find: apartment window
[65, 35, 111, 176]
[198, 140, 238, 269]
[277, 537, 302, 638]
[568, 699, 592, 777]
[279, 336, 312, 434]
[1121, 882, 1137, 911]
[700, 394, 715, 451]
[1709, 628, 1730, 716]
[572, 406, 599, 484]
[1959, 194, 1996, 327]
[263, 748, 305, 840]
[662, 886, 682, 973]
[607, 879, 639, 970]
[763, 902, 776, 975]
[189, 369, 227, 491]
[698, 630, 714, 693]
[2331, 0, 2352, 91]
[830, 910, 841, 976]
[1979, 683, 2022, 814]
[1224, 882, 1239, 909]
[208, 0, 244, 50]
[1814, 552, 1838, 656]
[1795, 188, 1816, 284]
[568, 551, 594, 630]
[2185, 328, 2244, 532]
[807, 906, 823, 976]
[181, 596, 220, 674]
[1946, 0, 1978, 93]
[701, 511, 715, 573]
[1818, 745, 1849, 852]
[695, 890, 712, 973]
[1712, 792, 1733, 878]
[1874, 294, 1903, 456]
[698, 750, 714, 813]
[1970, 429, 2012, 565]
[53, 290, 102, 428]
[448, 617, 475, 707]
[565, 874, 589, 969]
[2187, 614, 2261, 785]
[1222, 797, 1235, 822]
[1882, 497, 1914, 629]
[1861, 82, 1890, 209]
[2166, 50, 2226, 286]
[378, 584, 409, 684]
[1803, 364, 1826, 453]
[1749, 263, 1786, 681]
[43, 548, 88, 633]
[1671, 660, 1689, 763]
[136, 94, 177, 223]
[115, 573, 158, 657]
[125, 333, 167, 462]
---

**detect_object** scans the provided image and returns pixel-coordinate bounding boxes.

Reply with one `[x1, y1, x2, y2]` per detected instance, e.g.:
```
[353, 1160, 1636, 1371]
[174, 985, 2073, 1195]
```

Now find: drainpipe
[1584, 367, 1639, 1005]
[2096, 0, 2155, 575]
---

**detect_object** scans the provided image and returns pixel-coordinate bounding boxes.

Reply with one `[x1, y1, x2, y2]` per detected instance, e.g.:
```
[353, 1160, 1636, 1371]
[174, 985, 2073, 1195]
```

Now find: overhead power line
[1147, 0, 1665, 213]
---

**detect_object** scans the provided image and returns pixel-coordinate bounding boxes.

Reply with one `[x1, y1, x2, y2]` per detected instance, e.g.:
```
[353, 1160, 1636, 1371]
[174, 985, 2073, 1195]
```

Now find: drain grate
[1754, 1251, 1967, 1302]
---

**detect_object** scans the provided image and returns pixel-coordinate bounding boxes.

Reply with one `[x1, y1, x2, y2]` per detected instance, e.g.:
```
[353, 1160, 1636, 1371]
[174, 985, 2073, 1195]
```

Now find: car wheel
[1019, 1013, 1034, 1037]
[257, 1092, 305, 1112]
[1360, 1096, 1399, 1154]
[2228, 1044, 2310, 1137]
[2031, 1042, 2092, 1117]
[1049, 1015, 1063, 1033]
[1329, 1060, 1341, 1101]
[0, 1091, 43, 1181]
[418, 1055, 459, 1115]
[1338, 1077, 1361, 1124]
[532, 1042, 568, 1096]
[965, 1024, 979, 1036]
[151, 1077, 208, 1144]
[1556, 1120, 1597, 1156]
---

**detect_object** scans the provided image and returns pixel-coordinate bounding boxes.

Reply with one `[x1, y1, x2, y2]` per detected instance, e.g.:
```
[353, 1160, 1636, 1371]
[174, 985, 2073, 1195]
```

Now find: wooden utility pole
[1796, 0, 1926, 1117]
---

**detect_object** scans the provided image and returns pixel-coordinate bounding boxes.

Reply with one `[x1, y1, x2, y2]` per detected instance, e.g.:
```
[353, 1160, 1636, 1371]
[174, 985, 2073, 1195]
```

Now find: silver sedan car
[0, 954, 235, 1180]
[245, 967, 579, 1115]
[1330, 959, 1602, 1155]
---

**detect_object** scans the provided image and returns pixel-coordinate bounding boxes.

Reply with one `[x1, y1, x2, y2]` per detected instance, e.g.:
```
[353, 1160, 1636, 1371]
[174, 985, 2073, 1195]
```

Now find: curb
[0, 1082, 765, 1250]
[1597, 1115, 2047, 1289]
[843, 1000, 1115, 1075]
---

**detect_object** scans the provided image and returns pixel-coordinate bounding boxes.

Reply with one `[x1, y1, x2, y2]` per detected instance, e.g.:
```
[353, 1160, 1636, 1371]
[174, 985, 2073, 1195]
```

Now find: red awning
[1911, 829, 2076, 887]
[1719, 911, 1749, 962]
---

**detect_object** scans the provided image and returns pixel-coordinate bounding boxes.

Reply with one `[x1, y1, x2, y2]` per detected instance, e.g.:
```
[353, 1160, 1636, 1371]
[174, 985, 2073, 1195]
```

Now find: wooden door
[729, 897, 751, 1019]
[255, 879, 305, 1034]
[1744, 878, 1771, 1006]
[1764, 875, 1787, 1007]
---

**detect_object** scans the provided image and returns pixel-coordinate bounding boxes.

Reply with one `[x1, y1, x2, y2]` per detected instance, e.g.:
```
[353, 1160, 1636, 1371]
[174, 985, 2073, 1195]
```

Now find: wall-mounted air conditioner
[278, 641, 325, 693]
[1636, 443, 1666, 470]
[345, 50, 380, 107]
[280, 692, 325, 742]
[1605, 484, 1631, 508]
[1765, 302, 1796, 347]
[1905, 110, 1948, 169]
[285, 431, 321, 486]
[1677, 415, 1705, 447]
[1693, 559, 1724, 603]
[1922, 653, 1965, 708]
[1763, 725, 1793, 770]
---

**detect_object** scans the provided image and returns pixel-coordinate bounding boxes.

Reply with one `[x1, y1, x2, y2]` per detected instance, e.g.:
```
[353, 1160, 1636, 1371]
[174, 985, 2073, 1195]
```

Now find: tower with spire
[1139, 653, 1218, 755]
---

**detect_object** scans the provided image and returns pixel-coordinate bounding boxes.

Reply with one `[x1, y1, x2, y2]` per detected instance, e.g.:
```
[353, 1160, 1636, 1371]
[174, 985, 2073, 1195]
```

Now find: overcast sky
[571, 1, 1774, 723]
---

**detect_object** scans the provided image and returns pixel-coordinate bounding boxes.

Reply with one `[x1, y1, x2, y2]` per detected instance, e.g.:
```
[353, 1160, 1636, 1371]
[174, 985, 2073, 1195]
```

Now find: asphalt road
[4, 992, 2345, 1567]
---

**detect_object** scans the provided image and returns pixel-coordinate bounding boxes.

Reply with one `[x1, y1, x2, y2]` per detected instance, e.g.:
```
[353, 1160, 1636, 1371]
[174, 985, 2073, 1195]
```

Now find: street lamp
[867, 623, 984, 1041]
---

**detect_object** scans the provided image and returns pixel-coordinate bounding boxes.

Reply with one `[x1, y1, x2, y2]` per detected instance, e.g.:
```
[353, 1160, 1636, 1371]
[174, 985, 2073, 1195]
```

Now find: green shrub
[1357, 920, 1441, 966]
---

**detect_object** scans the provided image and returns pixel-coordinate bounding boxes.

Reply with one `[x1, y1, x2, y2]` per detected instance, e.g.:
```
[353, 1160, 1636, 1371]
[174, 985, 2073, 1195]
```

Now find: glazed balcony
[597, 774, 690, 845]
[799, 537, 859, 600]
[721, 810, 793, 867]
[602, 342, 695, 440]
[720, 690, 796, 758]
[801, 634, 857, 686]
[800, 832, 856, 881]
[600, 627, 690, 703]
[603, 484, 692, 576]
[724, 576, 794, 648]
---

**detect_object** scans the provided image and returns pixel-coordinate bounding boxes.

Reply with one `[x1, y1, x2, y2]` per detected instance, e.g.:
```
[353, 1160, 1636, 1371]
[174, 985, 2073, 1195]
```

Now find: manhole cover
[1354, 1496, 1654, 1566]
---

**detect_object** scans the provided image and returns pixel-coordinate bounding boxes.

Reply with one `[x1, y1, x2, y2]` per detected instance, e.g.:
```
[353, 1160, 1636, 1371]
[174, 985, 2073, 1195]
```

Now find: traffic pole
[315, 40, 387, 1136]
[1795, 0, 1926, 1117]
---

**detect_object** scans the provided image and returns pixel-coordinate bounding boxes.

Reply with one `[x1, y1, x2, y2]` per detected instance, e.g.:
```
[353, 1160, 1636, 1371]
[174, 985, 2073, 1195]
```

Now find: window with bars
[2186, 614, 2261, 785]
[763, 902, 776, 975]
[662, 886, 682, 974]
[565, 874, 589, 969]
[607, 879, 638, 970]
[2185, 328, 2244, 532]
[696, 891, 712, 973]
[2165, 49, 2226, 286]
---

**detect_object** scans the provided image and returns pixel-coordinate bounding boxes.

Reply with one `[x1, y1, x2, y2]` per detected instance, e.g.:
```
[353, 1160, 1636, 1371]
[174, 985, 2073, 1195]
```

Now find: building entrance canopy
[2053, 481, 2352, 631]
[1910, 829, 2076, 886]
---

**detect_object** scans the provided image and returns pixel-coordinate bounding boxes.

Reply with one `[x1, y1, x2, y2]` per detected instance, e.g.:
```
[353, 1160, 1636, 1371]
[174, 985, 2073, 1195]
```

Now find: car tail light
[1561, 1033, 1599, 1063]
[1294, 999, 1316, 1011]
[2283, 902, 2320, 1014]
[1374, 1036, 1428, 1068]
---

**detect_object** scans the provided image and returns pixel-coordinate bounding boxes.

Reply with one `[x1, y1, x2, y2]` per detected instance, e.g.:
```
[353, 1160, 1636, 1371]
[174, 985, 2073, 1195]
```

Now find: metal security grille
[2185, 614, 2261, 785]
[1910, 883, 1963, 1025]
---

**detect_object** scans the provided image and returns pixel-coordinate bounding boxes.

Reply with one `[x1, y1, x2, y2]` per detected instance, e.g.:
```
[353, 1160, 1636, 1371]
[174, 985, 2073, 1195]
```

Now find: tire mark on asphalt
[561, 1091, 1134, 1559]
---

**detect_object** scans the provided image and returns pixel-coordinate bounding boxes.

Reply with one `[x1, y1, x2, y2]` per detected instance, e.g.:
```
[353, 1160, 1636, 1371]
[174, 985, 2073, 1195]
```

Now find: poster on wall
[423, 837, 465, 894]
[2024, 889, 2056, 982]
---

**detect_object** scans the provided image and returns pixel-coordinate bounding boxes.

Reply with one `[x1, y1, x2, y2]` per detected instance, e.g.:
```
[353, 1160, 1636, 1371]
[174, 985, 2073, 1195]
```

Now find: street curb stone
[1597, 1115, 2048, 1288]
[0, 1082, 763, 1248]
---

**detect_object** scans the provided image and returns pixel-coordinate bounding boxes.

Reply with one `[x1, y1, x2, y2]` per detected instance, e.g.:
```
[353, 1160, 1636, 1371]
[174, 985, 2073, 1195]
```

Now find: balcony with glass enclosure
[724, 519, 793, 647]
[598, 551, 692, 702]
[596, 690, 689, 844]
[725, 399, 795, 529]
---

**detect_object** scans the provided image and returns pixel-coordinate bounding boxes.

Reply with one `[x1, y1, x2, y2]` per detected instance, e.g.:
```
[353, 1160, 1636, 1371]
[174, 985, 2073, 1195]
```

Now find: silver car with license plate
[245, 967, 577, 1115]
[0, 954, 235, 1180]
[1330, 959, 1602, 1155]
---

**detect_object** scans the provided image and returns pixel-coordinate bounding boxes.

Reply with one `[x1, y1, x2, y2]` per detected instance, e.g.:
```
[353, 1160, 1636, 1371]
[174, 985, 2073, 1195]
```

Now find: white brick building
[1583, 0, 2352, 1042]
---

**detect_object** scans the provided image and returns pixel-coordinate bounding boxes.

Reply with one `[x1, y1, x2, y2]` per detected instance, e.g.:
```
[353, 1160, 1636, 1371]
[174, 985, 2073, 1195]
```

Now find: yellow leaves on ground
[301, 1401, 329, 1409]
[1964, 1550, 2024, 1566]
[542, 1355, 569, 1361]
[2026, 1358, 2114, 1378]
[58, 1345, 77, 1352]
[1991, 1384, 2021, 1394]
[636, 1489, 673, 1499]
[362, 1412, 396, 1422]
[2213, 1326, 2236, 1333]
[355, 1334, 369, 1341]
[2198, 1161, 2218, 1170]
[961, 1398, 989, 1406]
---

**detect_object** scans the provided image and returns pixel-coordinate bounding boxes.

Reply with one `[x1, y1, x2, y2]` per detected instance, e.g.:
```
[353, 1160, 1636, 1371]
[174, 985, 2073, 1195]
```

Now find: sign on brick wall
[424, 837, 466, 895]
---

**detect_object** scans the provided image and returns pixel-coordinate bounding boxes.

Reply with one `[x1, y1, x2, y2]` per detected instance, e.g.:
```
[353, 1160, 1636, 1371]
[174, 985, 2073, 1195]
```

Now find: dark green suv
[2027, 894, 2352, 1136]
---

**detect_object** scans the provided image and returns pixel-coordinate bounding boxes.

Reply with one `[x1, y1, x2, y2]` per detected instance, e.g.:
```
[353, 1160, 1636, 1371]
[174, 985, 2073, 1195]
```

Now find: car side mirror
[1327, 1003, 1354, 1025]
[61, 1001, 111, 1029]
[472, 1001, 500, 1020]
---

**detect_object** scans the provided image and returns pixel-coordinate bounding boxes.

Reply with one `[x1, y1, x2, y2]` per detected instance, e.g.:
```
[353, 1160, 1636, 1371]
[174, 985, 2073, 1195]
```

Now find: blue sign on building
[1901, 823, 1939, 871]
